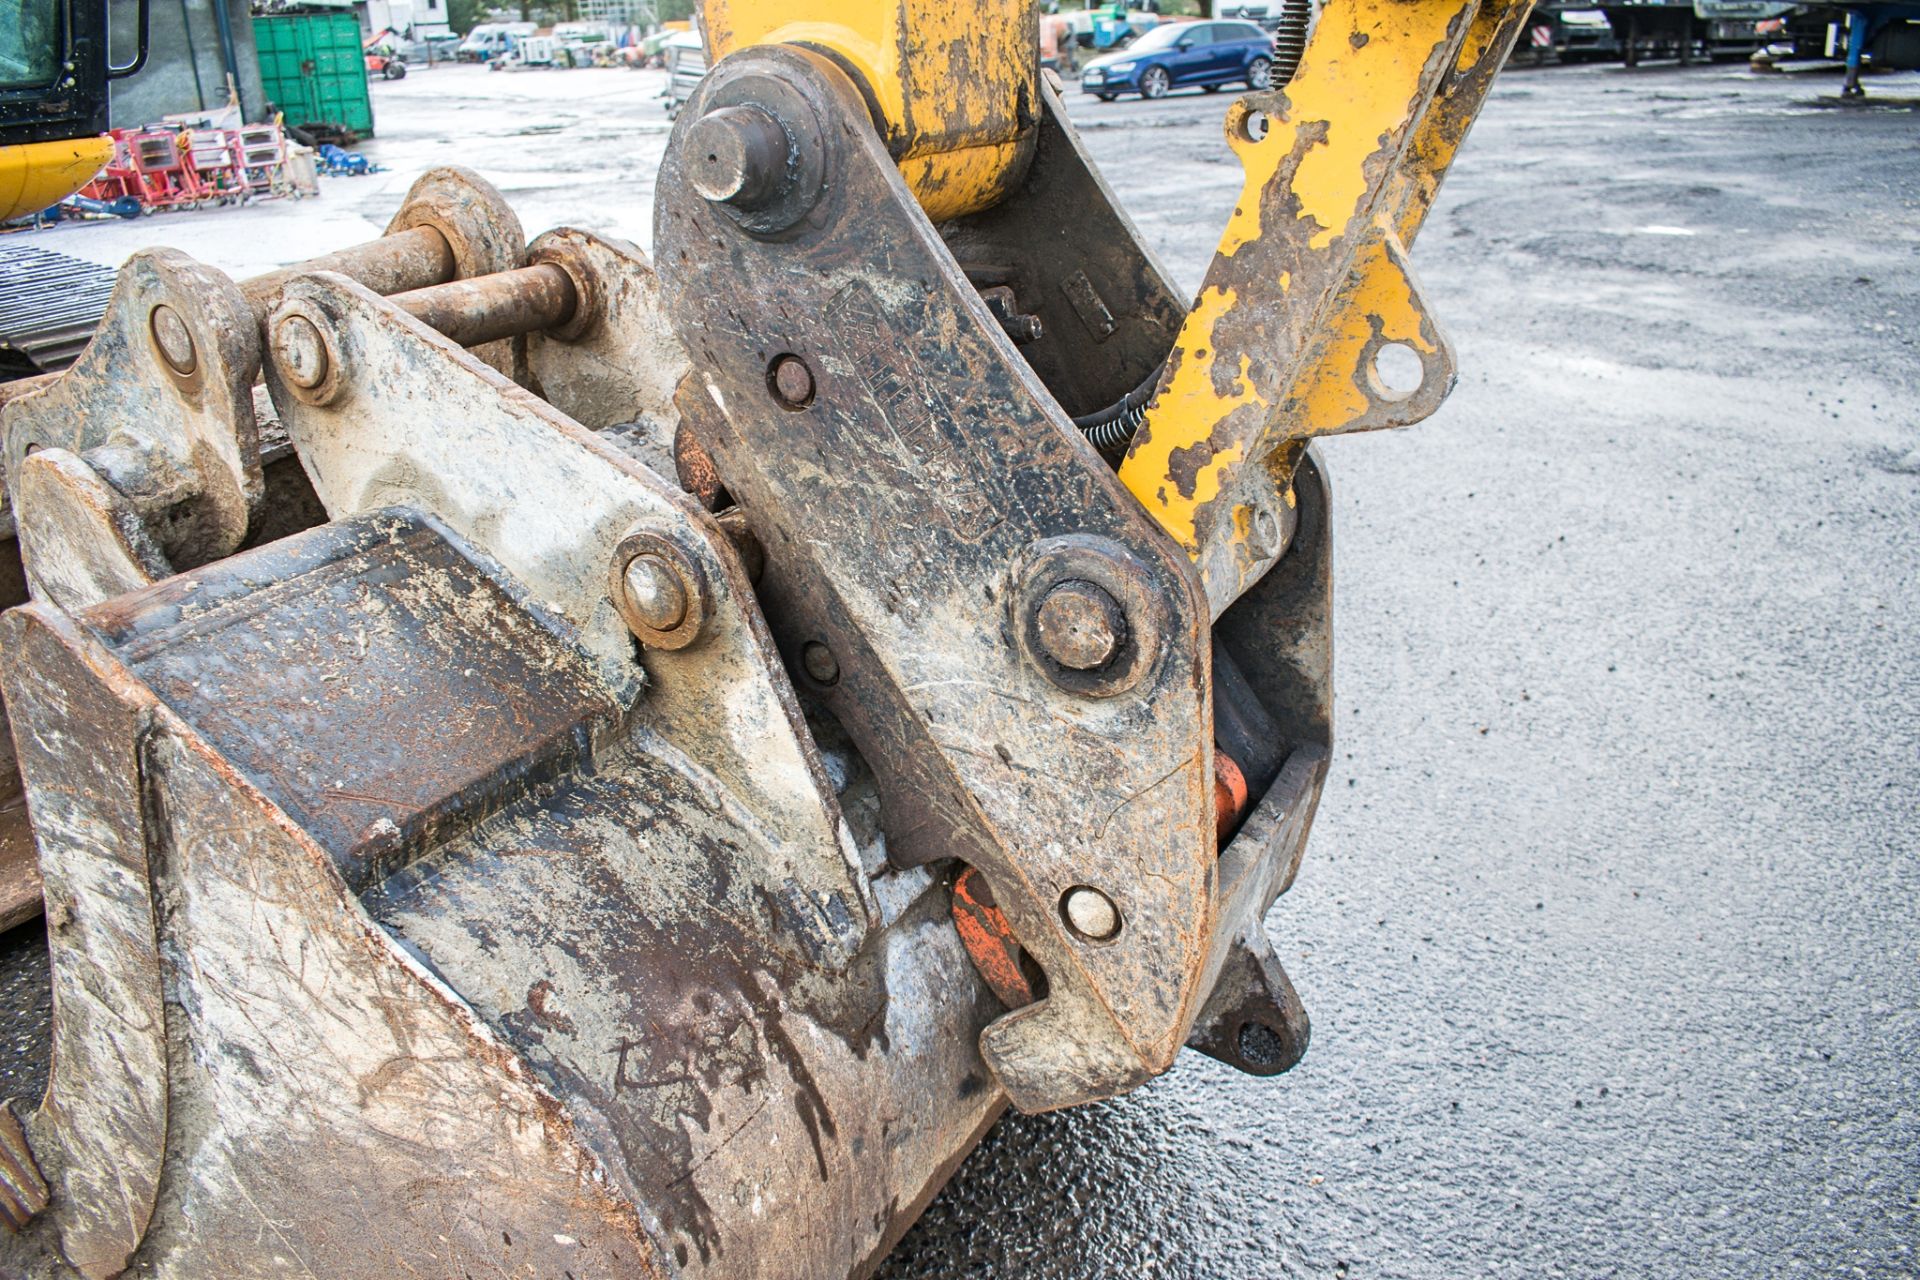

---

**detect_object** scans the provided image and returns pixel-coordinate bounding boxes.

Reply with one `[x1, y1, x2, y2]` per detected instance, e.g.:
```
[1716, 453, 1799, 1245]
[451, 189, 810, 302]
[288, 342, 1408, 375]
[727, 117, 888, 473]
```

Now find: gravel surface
[5, 55, 1918, 1280]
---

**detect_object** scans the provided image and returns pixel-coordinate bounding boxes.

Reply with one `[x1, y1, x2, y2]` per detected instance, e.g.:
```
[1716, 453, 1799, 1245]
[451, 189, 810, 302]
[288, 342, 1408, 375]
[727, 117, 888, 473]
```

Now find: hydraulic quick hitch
[0, 0, 1526, 1275]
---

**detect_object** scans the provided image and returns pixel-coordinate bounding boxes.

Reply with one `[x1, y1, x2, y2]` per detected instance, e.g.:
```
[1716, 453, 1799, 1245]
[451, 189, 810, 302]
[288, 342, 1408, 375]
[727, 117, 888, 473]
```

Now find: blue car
[1079, 20, 1276, 101]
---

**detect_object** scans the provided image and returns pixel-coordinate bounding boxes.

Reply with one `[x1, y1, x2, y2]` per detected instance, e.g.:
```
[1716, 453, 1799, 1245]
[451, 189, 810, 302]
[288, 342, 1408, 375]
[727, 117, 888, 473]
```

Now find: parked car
[1223, 0, 1313, 81]
[1080, 19, 1275, 99]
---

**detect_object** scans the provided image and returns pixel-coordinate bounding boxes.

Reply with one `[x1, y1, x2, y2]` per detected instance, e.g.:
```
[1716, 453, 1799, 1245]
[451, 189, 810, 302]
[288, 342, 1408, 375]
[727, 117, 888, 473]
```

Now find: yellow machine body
[0, 138, 113, 223]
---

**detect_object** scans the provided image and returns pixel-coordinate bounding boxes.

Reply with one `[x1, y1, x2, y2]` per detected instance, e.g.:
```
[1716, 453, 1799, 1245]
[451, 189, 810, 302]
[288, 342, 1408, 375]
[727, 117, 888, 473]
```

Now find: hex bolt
[1033, 580, 1125, 671]
[980, 286, 1044, 346]
[1061, 886, 1121, 942]
[686, 104, 792, 210]
[621, 554, 688, 633]
[1005, 313, 1044, 344]
[149, 305, 196, 375]
[274, 315, 332, 390]
[801, 640, 840, 686]
[769, 354, 815, 410]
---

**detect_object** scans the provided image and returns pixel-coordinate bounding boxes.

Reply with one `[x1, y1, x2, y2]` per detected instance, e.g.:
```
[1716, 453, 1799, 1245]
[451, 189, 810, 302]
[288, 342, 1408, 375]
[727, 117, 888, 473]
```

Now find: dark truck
[1600, 0, 1798, 61]
[1518, 5, 1623, 61]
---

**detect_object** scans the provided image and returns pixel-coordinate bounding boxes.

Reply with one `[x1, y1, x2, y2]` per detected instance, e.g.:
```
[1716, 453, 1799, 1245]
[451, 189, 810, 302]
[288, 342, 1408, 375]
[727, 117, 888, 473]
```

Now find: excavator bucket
[0, 0, 1529, 1273]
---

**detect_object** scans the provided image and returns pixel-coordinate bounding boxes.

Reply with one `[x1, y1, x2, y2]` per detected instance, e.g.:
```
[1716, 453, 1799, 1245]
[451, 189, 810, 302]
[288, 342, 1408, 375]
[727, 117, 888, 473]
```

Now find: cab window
[1, 0, 65, 91]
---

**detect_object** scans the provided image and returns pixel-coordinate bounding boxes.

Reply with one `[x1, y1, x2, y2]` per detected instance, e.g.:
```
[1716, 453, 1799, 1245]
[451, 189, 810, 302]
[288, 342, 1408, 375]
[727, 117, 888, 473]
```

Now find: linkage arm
[1118, 0, 1535, 618]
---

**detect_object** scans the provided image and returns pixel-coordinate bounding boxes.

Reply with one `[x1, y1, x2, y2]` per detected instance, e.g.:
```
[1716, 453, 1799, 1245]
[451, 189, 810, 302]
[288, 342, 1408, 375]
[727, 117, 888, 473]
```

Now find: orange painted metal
[951, 866, 1035, 1009]
[1214, 749, 1250, 845]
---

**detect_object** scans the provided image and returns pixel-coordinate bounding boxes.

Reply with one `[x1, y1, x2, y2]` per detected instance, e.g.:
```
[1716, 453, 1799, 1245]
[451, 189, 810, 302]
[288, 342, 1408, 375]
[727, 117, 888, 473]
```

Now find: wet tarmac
[2, 56, 1917, 1280]
[878, 62, 1920, 1280]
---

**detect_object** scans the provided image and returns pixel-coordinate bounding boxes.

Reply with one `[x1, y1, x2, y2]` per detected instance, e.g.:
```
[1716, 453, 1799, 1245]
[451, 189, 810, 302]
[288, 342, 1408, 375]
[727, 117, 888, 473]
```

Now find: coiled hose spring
[1073, 362, 1165, 465]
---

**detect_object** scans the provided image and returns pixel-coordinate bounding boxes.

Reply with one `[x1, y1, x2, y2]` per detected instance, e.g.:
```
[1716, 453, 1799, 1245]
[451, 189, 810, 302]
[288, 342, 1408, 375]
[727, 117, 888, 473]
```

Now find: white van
[456, 22, 537, 62]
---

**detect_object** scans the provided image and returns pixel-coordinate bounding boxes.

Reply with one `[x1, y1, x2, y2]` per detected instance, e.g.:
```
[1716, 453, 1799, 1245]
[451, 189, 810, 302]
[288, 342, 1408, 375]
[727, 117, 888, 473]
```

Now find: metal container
[254, 12, 375, 139]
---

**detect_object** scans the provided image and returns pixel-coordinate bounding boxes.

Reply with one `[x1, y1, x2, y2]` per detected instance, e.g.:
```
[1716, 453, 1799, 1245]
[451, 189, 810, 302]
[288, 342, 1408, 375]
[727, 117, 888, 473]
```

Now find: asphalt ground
[4, 55, 1918, 1280]
[878, 61, 1920, 1280]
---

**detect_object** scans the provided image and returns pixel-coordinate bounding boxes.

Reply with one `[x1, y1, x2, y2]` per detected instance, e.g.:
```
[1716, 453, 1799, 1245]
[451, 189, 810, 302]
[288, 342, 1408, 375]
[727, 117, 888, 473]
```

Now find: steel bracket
[522, 227, 691, 445]
[0, 167, 529, 613]
[2, 248, 262, 605]
[658, 46, 1222, 1113]
[261, 268, 874, 965]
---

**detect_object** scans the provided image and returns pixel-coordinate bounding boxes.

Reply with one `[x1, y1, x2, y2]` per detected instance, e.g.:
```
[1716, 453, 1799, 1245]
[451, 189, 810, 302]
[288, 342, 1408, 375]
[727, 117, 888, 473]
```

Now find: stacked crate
[236, 125, 290, 195]
[78, 122, 302, 212]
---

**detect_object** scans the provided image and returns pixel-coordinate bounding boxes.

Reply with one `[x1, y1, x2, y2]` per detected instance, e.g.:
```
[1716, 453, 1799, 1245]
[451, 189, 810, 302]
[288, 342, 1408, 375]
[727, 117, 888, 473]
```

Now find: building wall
[361, 0, 451, 37]
[414, 0, 452, 38]
[109, 0, 268, 127]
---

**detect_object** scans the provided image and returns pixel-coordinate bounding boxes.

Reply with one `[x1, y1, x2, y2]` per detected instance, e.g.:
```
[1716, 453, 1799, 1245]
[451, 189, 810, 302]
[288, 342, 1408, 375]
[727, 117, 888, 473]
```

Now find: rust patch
[527, 979, 578, 1034]
[1166, 436, 1220, 502]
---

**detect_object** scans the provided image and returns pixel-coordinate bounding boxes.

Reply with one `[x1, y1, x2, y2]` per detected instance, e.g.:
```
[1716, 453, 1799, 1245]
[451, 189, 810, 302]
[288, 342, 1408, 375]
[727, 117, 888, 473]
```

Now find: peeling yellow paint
[1395, 0, 1534, 245]
[1206, 0, 1462, 264]
[1122, 284, 1261, 552]
[704, 0, 1527, 614]
[1120, 0, 1481, 603]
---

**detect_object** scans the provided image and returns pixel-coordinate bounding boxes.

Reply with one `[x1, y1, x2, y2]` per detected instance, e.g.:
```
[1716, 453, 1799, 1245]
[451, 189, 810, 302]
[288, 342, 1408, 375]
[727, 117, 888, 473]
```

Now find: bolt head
[800, 640, 840, 686]
[1253, 506, 1280, 552]
[621, 554, 688, 633]
[1061, 886, 1121, 942]
[686, 104, 791, 209]
[274, 315, 331, 390]
[769, 354, 815, 410]
[609, 532, 707, 650]
[149, 305, 196, 375]
[1034, 580, 1124, 671]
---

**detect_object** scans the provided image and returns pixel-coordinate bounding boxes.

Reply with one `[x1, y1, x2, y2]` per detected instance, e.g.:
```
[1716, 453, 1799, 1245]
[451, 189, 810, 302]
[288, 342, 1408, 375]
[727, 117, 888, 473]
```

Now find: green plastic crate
[254, 12, 375, 138]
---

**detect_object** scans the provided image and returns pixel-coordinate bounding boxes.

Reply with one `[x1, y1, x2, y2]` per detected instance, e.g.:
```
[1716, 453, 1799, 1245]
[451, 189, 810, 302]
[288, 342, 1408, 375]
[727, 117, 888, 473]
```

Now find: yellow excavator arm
[1, 0, 143, 222]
